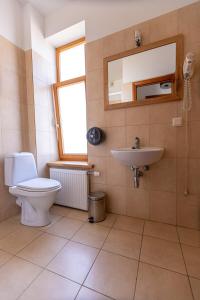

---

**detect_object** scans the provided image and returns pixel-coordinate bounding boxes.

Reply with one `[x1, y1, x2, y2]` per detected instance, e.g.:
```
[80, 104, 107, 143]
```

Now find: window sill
[47, 161, 94, 171]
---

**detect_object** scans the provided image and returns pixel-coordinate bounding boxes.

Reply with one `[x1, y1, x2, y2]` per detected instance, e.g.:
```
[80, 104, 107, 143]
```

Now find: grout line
[74, 214, 116, 299]
[133, 219, 145, 300]
[1, 210, 199, 300]
[175, 226, 195, 300]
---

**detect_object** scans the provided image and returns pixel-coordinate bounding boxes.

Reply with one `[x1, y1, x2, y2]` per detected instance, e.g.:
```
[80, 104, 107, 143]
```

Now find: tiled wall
[0, 36, 28, 221]
[86, 1, 200, 229]
[25, 50, 58, 177]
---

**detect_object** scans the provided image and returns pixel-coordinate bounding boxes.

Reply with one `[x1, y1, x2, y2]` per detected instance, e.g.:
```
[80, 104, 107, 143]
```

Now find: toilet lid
[17, 178, 61, 192]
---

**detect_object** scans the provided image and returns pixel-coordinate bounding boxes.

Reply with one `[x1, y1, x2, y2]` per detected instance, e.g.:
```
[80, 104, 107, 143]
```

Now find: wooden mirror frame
[104, 34, 183, 111]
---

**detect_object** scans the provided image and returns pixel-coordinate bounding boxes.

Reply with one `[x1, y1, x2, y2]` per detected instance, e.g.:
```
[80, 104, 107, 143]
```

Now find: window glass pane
[58, 81, 87, 154]
[60, 44, 85, 81]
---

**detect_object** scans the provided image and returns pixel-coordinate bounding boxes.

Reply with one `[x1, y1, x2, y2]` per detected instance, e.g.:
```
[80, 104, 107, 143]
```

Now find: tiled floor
[0, 205, 199, 299]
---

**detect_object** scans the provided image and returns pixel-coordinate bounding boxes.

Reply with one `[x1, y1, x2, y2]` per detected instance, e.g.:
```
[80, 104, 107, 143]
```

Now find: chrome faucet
[132, 137, 140, 149]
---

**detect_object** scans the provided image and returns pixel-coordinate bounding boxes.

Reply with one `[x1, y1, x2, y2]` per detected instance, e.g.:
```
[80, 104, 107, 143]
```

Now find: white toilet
[4, 152, 61, 227]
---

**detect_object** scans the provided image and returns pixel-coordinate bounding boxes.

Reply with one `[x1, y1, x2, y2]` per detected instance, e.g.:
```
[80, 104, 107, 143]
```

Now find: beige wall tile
[149, 124, 176, 158]
[178, 1, 200, 46]
[177, 194, 200, 229]
[102, 30, 127, 57]
[126, 188, 150, 219]
[86, 68, 104, 101]
[149, 10, 178, 42]
[105, 185, 127, 215]
[149, 159, 176, 193]
[105, 126, 126, 156]
[149, 102, 178, 125]
[86, 39, 103, 72]
[106, 156, 128, 187]
[87, 100, 106, 128]
[149, 191, 176, 225]
[105, 109, 126, 127]
[126, 106, 149, 125]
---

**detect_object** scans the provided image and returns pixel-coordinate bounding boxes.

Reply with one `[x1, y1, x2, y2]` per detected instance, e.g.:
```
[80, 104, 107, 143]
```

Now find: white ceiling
[18, 0, 68, 16]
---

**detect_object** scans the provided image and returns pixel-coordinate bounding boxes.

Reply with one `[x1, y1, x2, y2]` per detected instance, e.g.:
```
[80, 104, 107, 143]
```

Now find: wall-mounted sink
[111, 147, 164, 168]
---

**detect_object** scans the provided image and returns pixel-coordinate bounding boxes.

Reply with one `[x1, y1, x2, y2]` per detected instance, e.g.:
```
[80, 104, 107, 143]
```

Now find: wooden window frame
[53, 38, 87, 161]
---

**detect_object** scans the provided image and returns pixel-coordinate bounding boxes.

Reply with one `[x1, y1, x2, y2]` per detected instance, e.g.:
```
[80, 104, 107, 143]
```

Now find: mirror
[104, 35, 183, 110]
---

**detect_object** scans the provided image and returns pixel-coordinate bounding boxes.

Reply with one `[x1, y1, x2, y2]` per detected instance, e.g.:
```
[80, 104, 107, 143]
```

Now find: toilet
[4, 152, 61, 227]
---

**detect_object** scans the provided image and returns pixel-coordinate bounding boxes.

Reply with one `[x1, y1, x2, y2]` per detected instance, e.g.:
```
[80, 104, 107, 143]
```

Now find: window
[53, 38, 87, 161]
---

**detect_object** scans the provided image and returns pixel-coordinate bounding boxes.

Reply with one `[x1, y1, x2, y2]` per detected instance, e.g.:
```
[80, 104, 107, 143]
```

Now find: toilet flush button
[172, 117, 183, 127]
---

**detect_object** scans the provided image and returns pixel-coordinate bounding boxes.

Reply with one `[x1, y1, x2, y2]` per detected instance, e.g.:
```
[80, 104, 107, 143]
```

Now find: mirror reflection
[107, 43, 176, 105]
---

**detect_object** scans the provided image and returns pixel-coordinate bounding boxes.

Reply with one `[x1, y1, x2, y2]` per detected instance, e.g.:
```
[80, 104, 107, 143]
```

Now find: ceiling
[18, 0, 138, 16]
[18, 0, 68, 16]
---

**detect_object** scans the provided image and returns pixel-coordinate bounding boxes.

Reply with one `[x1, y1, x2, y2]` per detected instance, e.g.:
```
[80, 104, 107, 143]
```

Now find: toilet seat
[17, 178, 61, 192]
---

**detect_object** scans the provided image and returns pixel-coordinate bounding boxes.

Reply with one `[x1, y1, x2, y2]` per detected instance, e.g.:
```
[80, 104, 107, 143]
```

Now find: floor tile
[135, 262, 193, 300]
[98, 214, 117, 228]
[85, 250, 138, 300]
[47, 241, 98, 284]
[141, 236, 186, 274]
[144, 221, 178, 242]
[72, 223, 110, 248]
[182, 245, 200, 279]
[0, 257, 41, 300]
[17, 233, 67, 267]
[0, 226, 42, 254]
[190, 277, 200, 300]
[0, 249, 13, 267]
[178, 227, 200, 247]
[67, 209, 88, 222]
[114, 215, 144, 234]
[77, 287, 111, 300]
[50, 205, 73, 217]
[19, 270, 80, 300]
[46, 217, 83, 239]
[38, 214, 62, 230]
[0, 219, 20, 239]
[103, 228, 142, 259]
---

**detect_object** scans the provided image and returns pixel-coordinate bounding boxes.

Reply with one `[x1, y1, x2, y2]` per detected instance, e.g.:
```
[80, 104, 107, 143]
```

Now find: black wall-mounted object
[86, 127, 105, 146]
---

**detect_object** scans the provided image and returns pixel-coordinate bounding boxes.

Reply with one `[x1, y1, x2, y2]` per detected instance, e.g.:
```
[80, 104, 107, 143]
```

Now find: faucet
[132, 137, 140, 149]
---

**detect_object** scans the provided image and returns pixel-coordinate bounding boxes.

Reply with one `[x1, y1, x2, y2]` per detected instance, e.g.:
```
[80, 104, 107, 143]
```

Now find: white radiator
[50, 168, 89, 211]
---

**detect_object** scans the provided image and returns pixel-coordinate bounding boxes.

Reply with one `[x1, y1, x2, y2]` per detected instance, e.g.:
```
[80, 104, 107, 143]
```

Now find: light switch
[172, 117, 183, 127]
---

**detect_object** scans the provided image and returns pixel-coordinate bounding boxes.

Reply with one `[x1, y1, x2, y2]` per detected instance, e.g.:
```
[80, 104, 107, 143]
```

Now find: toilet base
[9, 185, 61, 227]
[16, 197, 52, 227]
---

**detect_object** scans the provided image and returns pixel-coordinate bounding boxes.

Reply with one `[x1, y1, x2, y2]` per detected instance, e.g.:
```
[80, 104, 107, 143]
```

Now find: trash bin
[88, 192, 106, 223]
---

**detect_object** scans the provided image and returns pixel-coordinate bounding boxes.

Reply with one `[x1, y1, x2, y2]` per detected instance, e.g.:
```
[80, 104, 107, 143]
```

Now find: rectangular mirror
[104, 35, 183, 110]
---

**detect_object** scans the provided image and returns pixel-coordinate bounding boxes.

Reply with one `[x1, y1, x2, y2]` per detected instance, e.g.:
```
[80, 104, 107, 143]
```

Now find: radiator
[50, 168, 89, 211]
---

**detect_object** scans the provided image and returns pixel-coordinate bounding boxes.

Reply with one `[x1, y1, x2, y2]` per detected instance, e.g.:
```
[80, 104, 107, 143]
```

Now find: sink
[111, 147, 164, 168]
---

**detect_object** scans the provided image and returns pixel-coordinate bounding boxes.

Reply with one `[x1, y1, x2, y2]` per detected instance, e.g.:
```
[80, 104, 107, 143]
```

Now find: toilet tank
[4, 152, 38, 186]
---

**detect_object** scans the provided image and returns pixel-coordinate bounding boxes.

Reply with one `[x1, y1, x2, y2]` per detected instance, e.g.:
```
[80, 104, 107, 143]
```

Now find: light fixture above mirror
[104, 35, 183, 110]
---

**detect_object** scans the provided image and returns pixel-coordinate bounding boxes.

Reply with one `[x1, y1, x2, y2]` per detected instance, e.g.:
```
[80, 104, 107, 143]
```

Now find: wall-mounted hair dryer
[182, 52, 195, 197]
[183, 52, 195, 80]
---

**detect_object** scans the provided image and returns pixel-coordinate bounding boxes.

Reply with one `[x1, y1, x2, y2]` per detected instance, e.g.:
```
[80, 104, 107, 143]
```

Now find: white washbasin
[111, 147, 164, 168]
